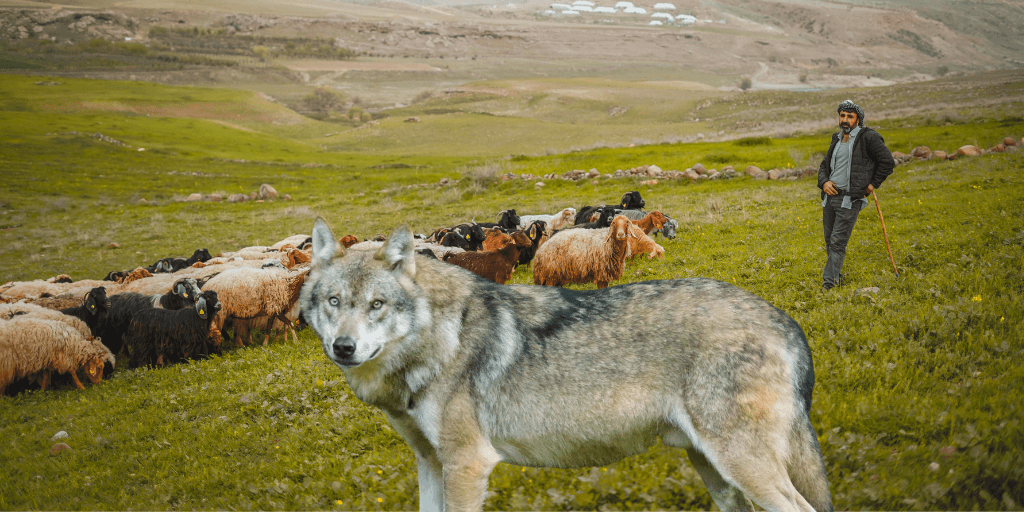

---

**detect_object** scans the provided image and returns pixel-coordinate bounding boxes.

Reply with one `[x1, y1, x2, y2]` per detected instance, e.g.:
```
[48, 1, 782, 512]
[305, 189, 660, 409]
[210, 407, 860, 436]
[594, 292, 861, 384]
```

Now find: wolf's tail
[788, 416, 833, 512]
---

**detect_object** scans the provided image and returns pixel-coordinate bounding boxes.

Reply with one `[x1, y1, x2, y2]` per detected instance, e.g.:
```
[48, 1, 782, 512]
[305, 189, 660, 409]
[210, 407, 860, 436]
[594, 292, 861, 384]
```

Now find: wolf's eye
[371, 300, 383, 310]
[329, 297, 340, 307]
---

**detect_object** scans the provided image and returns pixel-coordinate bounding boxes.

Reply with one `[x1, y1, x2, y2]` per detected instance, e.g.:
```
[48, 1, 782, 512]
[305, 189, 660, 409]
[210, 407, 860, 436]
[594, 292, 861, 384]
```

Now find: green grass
[1, 72, 1023, 510]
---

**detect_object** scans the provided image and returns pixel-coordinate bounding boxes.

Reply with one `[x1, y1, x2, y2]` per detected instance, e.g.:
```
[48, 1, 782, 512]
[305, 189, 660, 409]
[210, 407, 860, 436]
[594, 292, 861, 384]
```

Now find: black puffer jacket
[817, 127, 895, 200]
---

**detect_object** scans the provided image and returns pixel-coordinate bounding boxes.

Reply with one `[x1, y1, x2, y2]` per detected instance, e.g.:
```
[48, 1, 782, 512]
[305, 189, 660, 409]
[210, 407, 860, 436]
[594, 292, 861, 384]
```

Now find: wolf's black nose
[333, 337, 356, 359]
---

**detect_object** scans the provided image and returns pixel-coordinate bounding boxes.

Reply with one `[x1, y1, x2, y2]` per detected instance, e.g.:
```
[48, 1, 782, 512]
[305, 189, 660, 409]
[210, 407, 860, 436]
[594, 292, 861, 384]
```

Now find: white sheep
[0, 316, 115, 394]
[518, 207, 577, 234]
[0, 302, 94, 339]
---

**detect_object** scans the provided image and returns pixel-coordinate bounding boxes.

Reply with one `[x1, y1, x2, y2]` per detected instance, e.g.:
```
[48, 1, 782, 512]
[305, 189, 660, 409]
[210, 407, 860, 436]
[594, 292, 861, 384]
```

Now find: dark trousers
[822, 195, 865, 287]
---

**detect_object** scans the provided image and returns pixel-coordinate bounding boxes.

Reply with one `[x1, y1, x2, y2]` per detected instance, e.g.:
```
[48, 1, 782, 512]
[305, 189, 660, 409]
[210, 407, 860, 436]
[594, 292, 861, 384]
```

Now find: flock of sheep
[0, 190, 677, 396]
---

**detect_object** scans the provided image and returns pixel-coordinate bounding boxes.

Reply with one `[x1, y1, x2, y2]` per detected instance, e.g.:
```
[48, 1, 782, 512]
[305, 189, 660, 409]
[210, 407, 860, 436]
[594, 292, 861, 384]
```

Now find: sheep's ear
[85, 294, 98, 315]
[376, 225, 416, 284]
[311, 217, 343, 268]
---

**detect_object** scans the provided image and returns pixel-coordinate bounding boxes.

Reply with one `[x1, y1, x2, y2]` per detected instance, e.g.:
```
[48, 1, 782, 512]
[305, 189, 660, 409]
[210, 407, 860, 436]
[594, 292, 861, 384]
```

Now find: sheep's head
[510, 231, 532, 247]
[649, 211, 669, 230]
[562, 208, 576, 223]
[83, 357, 106, 385]
[84, 287, 110, 316]
[196, 290, 222, 320]
[173, 278, 201, 304]
[608, 215, 633, 242]
[339, 234, 360, 248]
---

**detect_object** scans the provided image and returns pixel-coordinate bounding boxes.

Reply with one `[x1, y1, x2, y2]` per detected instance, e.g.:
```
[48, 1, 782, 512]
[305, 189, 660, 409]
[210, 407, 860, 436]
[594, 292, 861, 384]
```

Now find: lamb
[518, 208, 576, 233]
[0, 316, 115, 394]
[442, 230, 532, 284]
[532, 215, 635, 289]
[124, 290, 222, 368]
[201, 267, 309, 347]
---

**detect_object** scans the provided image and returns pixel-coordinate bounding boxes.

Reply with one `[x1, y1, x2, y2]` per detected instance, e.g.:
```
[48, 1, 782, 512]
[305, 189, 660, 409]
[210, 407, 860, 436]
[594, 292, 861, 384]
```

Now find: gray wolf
[817, 99, 895, 290]
[300, 217, 832, 512]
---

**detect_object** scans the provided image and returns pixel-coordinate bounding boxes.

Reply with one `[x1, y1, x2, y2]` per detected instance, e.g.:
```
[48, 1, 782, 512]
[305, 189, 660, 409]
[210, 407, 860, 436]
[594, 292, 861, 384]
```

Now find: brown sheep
[630, 211, 669, 236]
[443, 231, 531, 285]
[532, 215, 635, 289]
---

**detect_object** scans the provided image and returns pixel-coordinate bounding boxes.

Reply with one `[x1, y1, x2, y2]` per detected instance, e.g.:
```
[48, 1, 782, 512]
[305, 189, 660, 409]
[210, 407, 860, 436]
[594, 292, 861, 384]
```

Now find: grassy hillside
[1, 73, 1023, 510]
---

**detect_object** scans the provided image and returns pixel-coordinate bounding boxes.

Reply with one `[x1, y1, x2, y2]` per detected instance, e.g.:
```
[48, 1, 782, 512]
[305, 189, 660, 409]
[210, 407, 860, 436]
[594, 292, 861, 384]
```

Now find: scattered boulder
[891, 151, 909, 164]
[259, 184, 278, 200]
[856, 287, 880, 296]
[767, 169, 783, 180]
[404, 117, 420, 123]
[955, 145, 983, 158]
[207, 194, 223, 202]
[640, 179, 658, 186]
[1003, 137, 1018, 147]
[249, 192, 259, 201]
[744, 165, 762, 177]
[227, 193, 247, 203]
[692, 163, 707, 175]
[185, 193, 203, 202]
[49, 443, 71, 455]
[588, 168, 600, 178]
[52, 431, 69, 440]
[535, 181, 545, 188]
[683, 169, 700, 180]
[282, 194, 292, 201]
[989, 143, 1006, 153]
[930, 150, 948, 160]
[911, 146, 931, 159]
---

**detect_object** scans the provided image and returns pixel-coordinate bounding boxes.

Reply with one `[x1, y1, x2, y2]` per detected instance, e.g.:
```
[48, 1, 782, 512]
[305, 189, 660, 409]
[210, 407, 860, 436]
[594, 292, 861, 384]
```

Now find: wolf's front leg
[441, 448, 500, 512]
[416, 454, 444, 512]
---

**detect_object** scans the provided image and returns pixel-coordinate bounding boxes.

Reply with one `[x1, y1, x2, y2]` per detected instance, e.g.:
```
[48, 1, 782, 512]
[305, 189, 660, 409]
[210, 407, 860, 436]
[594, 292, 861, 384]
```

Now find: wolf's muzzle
[333, 336, 357, 360]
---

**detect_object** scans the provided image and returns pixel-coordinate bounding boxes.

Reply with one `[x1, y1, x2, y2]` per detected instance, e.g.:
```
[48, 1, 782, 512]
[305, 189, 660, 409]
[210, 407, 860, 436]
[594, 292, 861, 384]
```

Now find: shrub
[302, 88, 344, 114]
[739, 77, 752, 91]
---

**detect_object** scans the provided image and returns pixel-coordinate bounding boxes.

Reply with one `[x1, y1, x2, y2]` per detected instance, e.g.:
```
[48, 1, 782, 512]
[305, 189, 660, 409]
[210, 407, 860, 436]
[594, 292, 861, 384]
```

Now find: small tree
[302, 88, 345, 114]
[937, 65, 949, 77]
[348, 106, 364, 120]
[739, 77, 752, 91]
[251, 45, 271, 62]
[799, 73, 808, 83]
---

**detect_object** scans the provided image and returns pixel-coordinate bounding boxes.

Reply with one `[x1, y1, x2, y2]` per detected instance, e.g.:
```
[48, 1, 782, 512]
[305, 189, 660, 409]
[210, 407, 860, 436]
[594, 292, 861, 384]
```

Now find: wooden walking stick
[871, 190, 899, 277]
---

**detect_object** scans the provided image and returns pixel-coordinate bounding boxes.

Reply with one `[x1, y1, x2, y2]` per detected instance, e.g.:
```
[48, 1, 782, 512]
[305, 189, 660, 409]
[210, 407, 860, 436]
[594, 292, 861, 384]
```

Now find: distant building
[653, 2, 676, 9]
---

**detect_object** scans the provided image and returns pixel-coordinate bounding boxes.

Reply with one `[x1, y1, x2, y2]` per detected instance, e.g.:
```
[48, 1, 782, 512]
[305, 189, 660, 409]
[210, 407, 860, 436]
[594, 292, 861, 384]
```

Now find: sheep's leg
[156, 354, 164, 366]
[36, 371, 51, 391]
[70, 370, 85, 390]
[596, 281, 608, 289]
[262, 317, 275, 345]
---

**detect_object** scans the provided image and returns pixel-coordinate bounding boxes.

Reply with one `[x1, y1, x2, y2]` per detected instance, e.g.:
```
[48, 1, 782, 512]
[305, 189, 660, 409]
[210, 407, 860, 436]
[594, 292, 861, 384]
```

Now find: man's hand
[866, 184, 875, 195]
[823, 181, 838, 196]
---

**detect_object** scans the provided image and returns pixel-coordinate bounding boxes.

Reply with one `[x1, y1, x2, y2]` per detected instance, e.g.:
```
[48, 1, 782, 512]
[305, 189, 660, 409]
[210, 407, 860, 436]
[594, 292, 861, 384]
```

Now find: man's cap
[837, 99, 864, 126]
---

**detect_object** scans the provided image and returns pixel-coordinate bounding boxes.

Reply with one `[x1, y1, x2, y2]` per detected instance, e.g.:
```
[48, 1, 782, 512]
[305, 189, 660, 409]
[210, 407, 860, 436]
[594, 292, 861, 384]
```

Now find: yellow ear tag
[622, 203, 627, 208]
[89, 368, 95, 374]
[90, 305, 95, 309]
[184, 293, 189, 298]
[200, 309, 205, 315]
[465, 234, 470, 239]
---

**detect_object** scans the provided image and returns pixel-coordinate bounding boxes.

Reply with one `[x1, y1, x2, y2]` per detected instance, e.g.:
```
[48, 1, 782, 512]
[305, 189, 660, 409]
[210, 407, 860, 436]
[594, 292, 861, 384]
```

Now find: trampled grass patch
[1, 72, 1023, 510]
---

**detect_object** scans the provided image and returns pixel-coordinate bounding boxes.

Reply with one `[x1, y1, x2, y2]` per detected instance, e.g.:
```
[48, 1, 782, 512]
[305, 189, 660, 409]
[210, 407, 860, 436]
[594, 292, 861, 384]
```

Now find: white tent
[676, 14, 696, 23]
[649, 20, 663, 25]
[614, 1, 634, 8]
[623, 6, 647, 13]
[572, 0, 595, 5]
[593, 6, 617, 13]
[652, 12, 674, 20]
[551, 3, 572, 9]
[653, 2, 676, 9]
[571, 5, 593, 11]
[561, 9, 580, 14]
[543, 9, 557, 15]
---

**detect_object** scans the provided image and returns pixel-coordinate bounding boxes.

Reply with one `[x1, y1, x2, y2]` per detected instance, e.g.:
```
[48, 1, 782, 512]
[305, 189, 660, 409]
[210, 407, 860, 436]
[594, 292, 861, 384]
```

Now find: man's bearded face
[839, 110, 859, 134]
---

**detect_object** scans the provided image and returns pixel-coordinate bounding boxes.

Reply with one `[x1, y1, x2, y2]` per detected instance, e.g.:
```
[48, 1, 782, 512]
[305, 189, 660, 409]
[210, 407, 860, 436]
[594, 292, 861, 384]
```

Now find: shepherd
[817, 100, 895, 290]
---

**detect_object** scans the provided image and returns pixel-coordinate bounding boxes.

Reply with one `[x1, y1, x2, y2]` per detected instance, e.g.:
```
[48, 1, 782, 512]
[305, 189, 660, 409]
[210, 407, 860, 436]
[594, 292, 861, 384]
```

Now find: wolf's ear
[311, 217, 343, 267]
[376, 225, 416, 284]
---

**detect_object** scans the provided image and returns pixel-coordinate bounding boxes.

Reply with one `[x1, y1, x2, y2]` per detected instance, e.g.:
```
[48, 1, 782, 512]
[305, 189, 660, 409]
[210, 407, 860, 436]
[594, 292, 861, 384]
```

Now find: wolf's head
[301, 218, 427, 371]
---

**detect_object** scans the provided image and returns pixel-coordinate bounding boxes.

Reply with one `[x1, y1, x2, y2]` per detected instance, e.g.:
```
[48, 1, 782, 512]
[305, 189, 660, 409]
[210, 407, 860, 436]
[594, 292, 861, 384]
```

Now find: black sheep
[97, 278, 200, 356]
[477, 209, 521, 232]
[452, 223, 486, 251]
[60, 287, 111, 337]
[566, 208, 617, 230]
[125, 290, 222, 368]
[517, 220, 547, 266]
[619, 191, 645, 210]
[440, 231, 472, 250]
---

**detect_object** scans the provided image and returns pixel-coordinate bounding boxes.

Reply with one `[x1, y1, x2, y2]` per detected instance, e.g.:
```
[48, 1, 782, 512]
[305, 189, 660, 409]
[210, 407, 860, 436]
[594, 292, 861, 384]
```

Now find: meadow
[1, 72, 1023, 510]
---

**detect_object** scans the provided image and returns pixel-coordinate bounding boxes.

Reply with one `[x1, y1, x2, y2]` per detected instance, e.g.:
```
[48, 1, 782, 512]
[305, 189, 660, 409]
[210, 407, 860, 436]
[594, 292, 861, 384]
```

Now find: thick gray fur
[300, 217, 832, 512]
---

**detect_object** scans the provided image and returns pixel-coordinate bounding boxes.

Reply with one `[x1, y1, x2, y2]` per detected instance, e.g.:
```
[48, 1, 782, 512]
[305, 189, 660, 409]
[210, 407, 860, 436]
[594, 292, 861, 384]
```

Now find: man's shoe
[822, 283, 833, 291]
